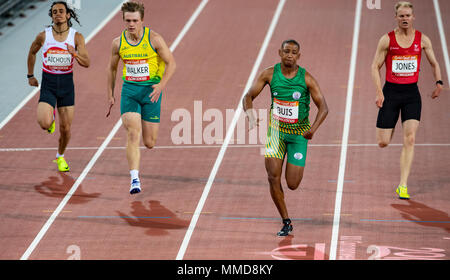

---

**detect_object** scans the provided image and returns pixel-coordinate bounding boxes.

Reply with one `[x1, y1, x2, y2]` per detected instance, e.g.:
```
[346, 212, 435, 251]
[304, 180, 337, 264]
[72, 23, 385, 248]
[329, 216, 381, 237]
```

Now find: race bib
[45, 48, 72, 71]
[392, 55, 418, 76]
[273, 98, 298, 124]
[125, 59, 150, 81]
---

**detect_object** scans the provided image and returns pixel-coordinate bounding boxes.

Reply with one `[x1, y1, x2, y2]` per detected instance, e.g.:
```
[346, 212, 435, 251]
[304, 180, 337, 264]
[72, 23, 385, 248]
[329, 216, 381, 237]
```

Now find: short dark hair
[121, 1, 145, 20]
[281, 39, 300, 50]
[48, 1, 81, 27]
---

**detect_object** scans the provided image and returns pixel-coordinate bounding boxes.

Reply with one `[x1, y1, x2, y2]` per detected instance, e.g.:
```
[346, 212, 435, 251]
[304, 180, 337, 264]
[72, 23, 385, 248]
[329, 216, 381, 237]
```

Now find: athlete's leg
[399, 119, 419, 186]
[37, 102, 55, 130]
[265, 157, 288, 219]
[122, 112, 142, 171]
[376, 127, 395, 148]
[57, 105, 74, 155]
[285, 163, 305, 191]
[141, 120, 159, 150]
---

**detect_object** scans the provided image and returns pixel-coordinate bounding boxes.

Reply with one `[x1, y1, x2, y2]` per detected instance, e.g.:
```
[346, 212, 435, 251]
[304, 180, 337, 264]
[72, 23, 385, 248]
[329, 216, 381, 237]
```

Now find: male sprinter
[243, 40, 328, 236]
[107, 2, 176, 194]
[27, 1, 90, 171]
[371, 1, 443, 199]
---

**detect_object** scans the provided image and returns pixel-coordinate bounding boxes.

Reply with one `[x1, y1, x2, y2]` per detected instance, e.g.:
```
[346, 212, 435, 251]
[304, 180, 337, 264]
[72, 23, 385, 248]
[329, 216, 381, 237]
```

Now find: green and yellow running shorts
[264, 126, 308, 167]
[120, 82, 162, 123]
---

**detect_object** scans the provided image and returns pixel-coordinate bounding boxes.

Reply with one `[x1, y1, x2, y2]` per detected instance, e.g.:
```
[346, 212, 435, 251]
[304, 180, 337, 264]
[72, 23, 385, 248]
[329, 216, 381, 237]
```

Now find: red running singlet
[385, 30, 422, 84]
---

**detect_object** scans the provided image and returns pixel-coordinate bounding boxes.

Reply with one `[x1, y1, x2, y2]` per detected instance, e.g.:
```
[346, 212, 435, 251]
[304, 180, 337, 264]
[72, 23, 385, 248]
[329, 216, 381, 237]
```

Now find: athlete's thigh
[122, 112, 142, 133]
[265, 157, 284, 179]
[37, 102, 54, 125]
[402, 119, 419, 138]
[141, 120, 159, 147]
[376, 127, 395, 145]
[285, 162, 305, 189]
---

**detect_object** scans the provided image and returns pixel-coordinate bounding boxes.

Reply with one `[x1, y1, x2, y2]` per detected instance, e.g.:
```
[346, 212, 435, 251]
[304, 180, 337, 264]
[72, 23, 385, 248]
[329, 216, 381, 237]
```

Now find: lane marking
[20, 0, 209, 260]
[433, 0, 450, 85]
[0, 1, 128, 131]
[2, 143, 449, 152]
[175, 0, 287, 260]
[329, 0, 363, 261]
[219, 217, 312, 221]
[77, 216, 172, 219]
[360, 219, 450, 224]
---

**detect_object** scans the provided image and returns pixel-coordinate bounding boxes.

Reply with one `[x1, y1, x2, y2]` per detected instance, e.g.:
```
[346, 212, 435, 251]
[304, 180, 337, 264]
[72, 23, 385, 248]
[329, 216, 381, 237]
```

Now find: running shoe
[53, 157, 70, 172]
[277, 220, 293, 236]
[396, 185, 410, 199]
[47, 120, 55, 134]
[47, 110, 56, 134]
[130, 178, 141, 194]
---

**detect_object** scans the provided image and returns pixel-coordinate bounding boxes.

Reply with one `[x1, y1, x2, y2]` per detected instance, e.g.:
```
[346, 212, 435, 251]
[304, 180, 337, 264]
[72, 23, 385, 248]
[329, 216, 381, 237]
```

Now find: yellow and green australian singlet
[119, 27, 165, 84]
[269, 63, 311, 134]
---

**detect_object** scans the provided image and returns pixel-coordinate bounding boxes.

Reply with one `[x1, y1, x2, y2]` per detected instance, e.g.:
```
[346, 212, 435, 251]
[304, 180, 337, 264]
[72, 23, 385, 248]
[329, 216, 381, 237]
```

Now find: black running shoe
[277, 220, 293, 236]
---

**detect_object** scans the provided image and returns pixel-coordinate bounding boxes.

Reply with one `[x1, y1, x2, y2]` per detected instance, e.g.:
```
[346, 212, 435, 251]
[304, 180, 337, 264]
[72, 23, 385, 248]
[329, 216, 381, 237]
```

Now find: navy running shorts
[39, 71, 75, 108]
[376, 82, 421, 129]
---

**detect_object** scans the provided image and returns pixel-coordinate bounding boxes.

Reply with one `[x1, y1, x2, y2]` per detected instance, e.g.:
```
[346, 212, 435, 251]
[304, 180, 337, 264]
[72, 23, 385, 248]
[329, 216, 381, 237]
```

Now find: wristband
[436, 80, 443, 86]
[27, 74, 34, 78]
[73, 52, 77, 58]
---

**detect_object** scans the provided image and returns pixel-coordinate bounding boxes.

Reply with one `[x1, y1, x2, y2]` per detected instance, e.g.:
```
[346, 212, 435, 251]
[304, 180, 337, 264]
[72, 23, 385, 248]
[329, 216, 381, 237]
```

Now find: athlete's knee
[59, 123, 71, 135]
[378, 140, 389, 148]
[143, 138, 156, 149]
[404, 134, 415, 147]
[127, 129, 141, 144]
[267, 172, 281, 186]
[287, 179, 302, 190]
[286, 176, 302, 190]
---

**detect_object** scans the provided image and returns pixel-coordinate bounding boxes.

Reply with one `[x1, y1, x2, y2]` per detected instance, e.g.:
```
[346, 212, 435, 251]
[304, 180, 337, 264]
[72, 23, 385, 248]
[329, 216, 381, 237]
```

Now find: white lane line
[0, 1, 127, 132]
[329, 0, 362, 260]
[175, 0, 287, 260]
[433, 0, 450, 86]
[19, 0, 209, 260]
[2, 143, 450, 153]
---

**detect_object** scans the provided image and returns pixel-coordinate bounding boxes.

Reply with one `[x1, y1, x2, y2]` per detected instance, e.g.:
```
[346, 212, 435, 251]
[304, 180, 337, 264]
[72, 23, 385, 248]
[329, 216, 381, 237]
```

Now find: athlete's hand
[28, 77, 39, 87]
[106, 96, 115, 117]
[431, 85, 442, 99]
[65, 43, 76, 57]
[248, 118, 260, 131]
[302, 130, 314, 140]
[150, 84, 163, 103]
[375, 93, 384, 108]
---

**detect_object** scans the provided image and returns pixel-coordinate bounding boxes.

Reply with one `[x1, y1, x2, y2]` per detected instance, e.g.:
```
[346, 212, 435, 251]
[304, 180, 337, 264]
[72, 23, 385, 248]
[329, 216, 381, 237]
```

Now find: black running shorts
[39, 71, 75, 108]
[376, 82, 421, 129]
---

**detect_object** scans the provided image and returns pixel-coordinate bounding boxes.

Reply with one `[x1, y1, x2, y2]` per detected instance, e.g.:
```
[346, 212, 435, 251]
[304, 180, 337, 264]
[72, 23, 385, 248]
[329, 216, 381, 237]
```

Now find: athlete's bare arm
[371, 34, 390, 108]
[27, 31, 45, 87]
[106, 37, 121, 107]
[68, 32, 90, 68]
[422, 34, 443, 99]
[149, 30, 176, 103]
[242, 67, 273, 130]
[303, 71, 328, 140]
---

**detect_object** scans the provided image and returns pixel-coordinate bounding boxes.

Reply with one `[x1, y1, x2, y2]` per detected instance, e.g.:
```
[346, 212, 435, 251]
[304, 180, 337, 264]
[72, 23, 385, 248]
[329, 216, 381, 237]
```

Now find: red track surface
[0, 0, 448, 260]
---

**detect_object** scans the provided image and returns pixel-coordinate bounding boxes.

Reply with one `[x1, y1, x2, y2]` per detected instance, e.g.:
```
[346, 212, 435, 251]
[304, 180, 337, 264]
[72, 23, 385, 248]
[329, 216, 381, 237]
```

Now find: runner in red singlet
[27, 1, 90, 171]
[371, 1, 443, 199]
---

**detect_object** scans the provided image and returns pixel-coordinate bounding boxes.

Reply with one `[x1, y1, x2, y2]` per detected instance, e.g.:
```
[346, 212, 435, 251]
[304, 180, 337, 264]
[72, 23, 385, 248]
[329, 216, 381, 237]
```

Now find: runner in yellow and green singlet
[243, 39, 328, 236]
[107, 2, 176, 195]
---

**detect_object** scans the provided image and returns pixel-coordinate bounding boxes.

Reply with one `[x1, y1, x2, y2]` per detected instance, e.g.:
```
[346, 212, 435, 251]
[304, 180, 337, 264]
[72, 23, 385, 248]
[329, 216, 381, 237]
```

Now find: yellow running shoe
[47, 120, 55, 134]
[53, 157, 70, 172]
[396, 185, 410, 199]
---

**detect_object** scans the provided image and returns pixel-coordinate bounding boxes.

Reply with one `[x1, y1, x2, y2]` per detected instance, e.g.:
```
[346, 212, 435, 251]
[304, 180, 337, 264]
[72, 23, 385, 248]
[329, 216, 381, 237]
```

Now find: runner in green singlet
[243, 39, 328, 236]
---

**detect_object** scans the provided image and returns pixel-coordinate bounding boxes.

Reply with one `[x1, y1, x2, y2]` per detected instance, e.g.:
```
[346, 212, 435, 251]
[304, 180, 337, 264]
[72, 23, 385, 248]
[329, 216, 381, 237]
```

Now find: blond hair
[121, 1, 145, 19]
[395, 1, 413, 15]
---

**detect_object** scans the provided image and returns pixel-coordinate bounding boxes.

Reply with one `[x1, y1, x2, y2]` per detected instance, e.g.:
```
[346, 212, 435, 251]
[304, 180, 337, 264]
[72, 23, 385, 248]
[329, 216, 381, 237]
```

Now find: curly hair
[48, 1, 81, 27]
